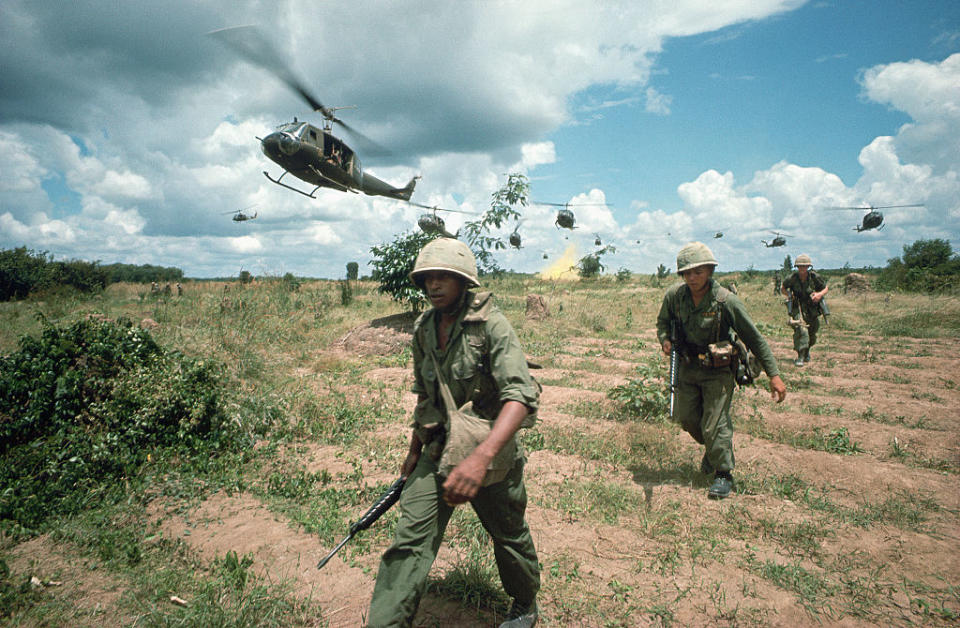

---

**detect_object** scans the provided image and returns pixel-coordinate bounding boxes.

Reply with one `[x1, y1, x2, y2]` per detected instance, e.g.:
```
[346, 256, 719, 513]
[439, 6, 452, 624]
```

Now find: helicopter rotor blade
[530, 201, 612, 207]
[823, 204, 924, 210]
[209, 26, 392, 157]
[407, 201, 476, 215]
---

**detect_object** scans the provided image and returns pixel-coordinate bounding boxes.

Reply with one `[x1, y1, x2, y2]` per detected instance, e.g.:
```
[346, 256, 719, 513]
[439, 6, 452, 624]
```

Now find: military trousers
[675, 362, 736, 472]
[792, 314, 820, 353]
[366, 454, 540, 628]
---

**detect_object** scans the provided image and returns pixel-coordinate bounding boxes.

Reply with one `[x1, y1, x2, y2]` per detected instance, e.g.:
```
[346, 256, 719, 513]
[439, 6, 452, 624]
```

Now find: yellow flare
[539, 244, 579, 280]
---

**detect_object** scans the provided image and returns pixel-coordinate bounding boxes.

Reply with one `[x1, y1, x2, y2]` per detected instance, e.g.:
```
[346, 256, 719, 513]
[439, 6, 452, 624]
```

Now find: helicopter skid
[307, 164, 358, 194]
[263, 170, 320, 198]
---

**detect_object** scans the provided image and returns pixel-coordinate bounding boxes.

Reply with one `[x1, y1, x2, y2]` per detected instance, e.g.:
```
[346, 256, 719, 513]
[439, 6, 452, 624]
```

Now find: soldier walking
[366, 238, 541, 628]
[656, 242, 786, 499]
[780, 253, 829, 366]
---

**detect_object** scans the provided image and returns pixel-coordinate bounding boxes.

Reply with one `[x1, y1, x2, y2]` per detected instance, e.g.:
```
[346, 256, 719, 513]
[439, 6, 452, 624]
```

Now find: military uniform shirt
[412, 291, 539, 426]
[656, 279, 780, 378]
[782, 270, 827, 320]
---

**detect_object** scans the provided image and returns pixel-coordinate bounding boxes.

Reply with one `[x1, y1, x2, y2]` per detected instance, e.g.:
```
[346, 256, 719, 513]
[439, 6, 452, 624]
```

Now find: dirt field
[5, 281, 959, 626]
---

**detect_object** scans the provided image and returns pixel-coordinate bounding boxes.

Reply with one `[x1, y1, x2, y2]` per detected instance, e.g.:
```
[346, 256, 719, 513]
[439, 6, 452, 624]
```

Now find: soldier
[657, 242, 787, 499]
[773, 269, 782, 295]
[367, 238, 541, 628]
[780, 253, 828, 366]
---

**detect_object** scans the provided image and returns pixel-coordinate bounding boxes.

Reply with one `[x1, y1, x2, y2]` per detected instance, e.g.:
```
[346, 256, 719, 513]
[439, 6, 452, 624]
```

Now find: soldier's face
[423, 271, 464, 311]
[797, 265, 810, 279]
[681, 265, 712, 294]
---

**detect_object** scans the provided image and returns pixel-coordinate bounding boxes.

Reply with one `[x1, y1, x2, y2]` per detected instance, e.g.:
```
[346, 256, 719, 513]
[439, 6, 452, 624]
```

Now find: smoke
[538, 244, 580, 280]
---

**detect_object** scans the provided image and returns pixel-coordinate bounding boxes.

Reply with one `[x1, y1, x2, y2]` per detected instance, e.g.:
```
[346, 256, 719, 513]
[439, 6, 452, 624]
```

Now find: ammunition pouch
[699, 340, 736, 369]
[412, 399, 447, 461]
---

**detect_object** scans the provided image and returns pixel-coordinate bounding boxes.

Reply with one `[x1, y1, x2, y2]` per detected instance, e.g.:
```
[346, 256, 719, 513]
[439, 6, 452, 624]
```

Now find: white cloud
[645, 87, 673, 115]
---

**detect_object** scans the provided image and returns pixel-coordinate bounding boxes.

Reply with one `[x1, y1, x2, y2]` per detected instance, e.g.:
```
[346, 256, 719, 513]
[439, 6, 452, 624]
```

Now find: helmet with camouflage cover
[409, 237, 480, 289]
[676, 241, 718, 273]
[795, 253, 813, 267]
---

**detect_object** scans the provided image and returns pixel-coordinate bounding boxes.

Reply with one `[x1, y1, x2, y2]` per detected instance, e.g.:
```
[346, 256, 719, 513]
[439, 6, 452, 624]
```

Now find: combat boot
[708, 472, 734, 499]
[793, 351, 805, 367]
[500, 600, 538, 628]
[803, 348, 812, 363]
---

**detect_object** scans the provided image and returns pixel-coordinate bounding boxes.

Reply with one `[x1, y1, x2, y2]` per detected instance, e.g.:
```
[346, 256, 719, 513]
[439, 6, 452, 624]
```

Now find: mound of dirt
[336, 312, 417, 356]
[843, 272, 871, 293]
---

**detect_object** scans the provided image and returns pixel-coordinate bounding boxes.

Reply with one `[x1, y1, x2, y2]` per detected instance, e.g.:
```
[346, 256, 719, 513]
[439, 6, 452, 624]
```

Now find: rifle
[317, 476, 406, 570]
[817, 297, 830, 324]
[669, 318, 680, 418]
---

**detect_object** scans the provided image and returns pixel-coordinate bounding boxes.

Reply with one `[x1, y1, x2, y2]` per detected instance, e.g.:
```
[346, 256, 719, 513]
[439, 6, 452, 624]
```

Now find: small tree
[575, 245, 616, 279]
[346, 261, 359, 281]
[460, 173, 528, 276]
[656, 263, 671, 279]
[782, 255, 792, 273]
[369, 230, 438, 311]
[238, 270, 252, 284]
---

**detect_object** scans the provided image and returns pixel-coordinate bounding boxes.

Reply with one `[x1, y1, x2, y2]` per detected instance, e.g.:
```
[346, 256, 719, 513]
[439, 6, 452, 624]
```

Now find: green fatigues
[367, 291, 540, 628]
[782, 270, 827, 353]
[656, 280, 779, 473]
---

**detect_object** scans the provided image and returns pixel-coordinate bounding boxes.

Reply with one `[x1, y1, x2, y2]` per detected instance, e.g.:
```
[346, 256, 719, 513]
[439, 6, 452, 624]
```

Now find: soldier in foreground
[780, 253, 829, 366]
[366, 238, 541, 628]
[657, 242, 787, 499]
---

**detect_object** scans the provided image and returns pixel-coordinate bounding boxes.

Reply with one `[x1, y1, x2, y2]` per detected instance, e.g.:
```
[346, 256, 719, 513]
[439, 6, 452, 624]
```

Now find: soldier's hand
[442, 452, 489, 506]
[769, 375, 787, 403]
[661, 340, 672, 357]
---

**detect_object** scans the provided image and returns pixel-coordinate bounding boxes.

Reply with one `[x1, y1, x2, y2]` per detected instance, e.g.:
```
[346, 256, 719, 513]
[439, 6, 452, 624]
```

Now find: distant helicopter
[712, 228, 729, 239]
[414, 203, 474, 239]
[223, 205, 258, 222]
[509, 220, 525, 249]
[761, 230, 792, 247]
[594, 233, 602, 246]
[532, 201, 610, 231]
[824, 204, 924, 232]
[209, 26, 419, 201]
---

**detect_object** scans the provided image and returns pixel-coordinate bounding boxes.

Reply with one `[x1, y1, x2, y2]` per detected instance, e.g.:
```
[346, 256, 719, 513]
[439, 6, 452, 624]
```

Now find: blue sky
[1, 0, 958, 277]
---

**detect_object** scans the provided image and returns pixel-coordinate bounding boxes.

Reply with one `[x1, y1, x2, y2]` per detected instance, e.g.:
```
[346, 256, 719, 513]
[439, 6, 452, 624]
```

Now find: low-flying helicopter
[532, 201, 610, 231]
[824, 204, 924, 232]
[509, 220, 526, 249]
[413, 203, 474, 239]
[223, 205, 258, 222]
[209, 26, 418, 201]
[712, 228, 729, 239]
[761, 230, 792, 247]
[594, 234, 602, 246]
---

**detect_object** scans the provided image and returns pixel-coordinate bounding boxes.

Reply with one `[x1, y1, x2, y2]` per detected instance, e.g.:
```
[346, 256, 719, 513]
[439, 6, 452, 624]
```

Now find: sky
[1, 0, 958, 278]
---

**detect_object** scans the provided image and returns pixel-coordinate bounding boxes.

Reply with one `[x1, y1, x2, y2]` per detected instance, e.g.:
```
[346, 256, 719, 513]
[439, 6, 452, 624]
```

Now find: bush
[369, 230, 437, 311]
[0, 317, 241, 532]
[0, 247, 108, 300]
[877, 239, 960, 293]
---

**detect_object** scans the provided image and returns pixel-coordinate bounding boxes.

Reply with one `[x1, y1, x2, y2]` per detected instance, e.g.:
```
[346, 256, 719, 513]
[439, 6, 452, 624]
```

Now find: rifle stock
[317, 476, 406, 570]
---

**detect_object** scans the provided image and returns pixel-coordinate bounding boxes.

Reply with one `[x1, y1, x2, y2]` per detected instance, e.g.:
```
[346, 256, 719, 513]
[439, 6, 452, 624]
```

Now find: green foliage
[607, 361, 669, 421]
[339, 279, 353, 306]
[460, 173, 528, 276]
[281, 272, 301, 292]
[238, 270, 253, 284]
[0, 558, 39, 619]
[576, 245, 617, 278]
[616, 267, 631, 282]
[346, 261, 359, 280]
[877, 239, 960, 293]
[656, 263, 671, 279]
[369, 230, 438, 311]
[783, 255, 793, 272]
[102, 261, 183, 283]
[0, 318, 242, 532]
[0, 247, 108, 301]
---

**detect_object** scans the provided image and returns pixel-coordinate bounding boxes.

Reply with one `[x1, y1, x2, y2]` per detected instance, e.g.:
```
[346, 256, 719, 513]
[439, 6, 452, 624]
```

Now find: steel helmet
[676, 241, 719, 273]
[409, 238, 480, 289]
[795, 253, 813, 267]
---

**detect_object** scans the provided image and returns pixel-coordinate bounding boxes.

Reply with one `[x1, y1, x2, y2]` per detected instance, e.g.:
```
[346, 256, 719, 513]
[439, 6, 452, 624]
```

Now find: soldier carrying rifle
[780, 253, 829, 366]
[657, 242, 786, 500]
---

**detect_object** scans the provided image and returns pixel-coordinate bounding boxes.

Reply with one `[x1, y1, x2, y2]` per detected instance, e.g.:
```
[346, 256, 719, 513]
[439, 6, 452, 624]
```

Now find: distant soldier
[773, 270, 781, 295]
[176, 282, 183, 296]
[162, 283, 172, 296]
[781, 253, 828, 366]
[151, 281, 158, 294]
[657, 242, 786, 500]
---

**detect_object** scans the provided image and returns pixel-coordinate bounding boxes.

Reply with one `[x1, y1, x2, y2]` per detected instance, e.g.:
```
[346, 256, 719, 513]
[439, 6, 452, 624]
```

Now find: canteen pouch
[412, 398, 447, 461]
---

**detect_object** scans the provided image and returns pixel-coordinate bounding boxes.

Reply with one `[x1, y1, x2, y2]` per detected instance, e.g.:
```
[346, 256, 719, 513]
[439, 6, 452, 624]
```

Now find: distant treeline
[0, 247, 183, 301]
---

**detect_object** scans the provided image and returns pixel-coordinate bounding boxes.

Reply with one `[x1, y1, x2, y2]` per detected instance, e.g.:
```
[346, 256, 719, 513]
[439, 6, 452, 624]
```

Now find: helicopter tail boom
[360, 173, 419, 201]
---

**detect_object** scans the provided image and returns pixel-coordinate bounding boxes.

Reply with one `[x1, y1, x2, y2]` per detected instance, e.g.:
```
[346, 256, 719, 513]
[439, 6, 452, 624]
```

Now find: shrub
[0, 317, 241, 532]
[369, 230, 437, 311]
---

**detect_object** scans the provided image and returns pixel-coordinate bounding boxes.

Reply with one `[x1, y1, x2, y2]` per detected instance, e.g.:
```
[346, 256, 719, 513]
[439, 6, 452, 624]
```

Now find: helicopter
[509, 220, 526, 249]
[532, 201, 610, 231]
[824, 204, 924, 232]
[594, 233, 602, 246]
[223, 205, 258, 222]
[761, 230, 792, 247]
[209, 26, 419, 201]
[414, 202, 474, 239]
[712, 228, 729, 239]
